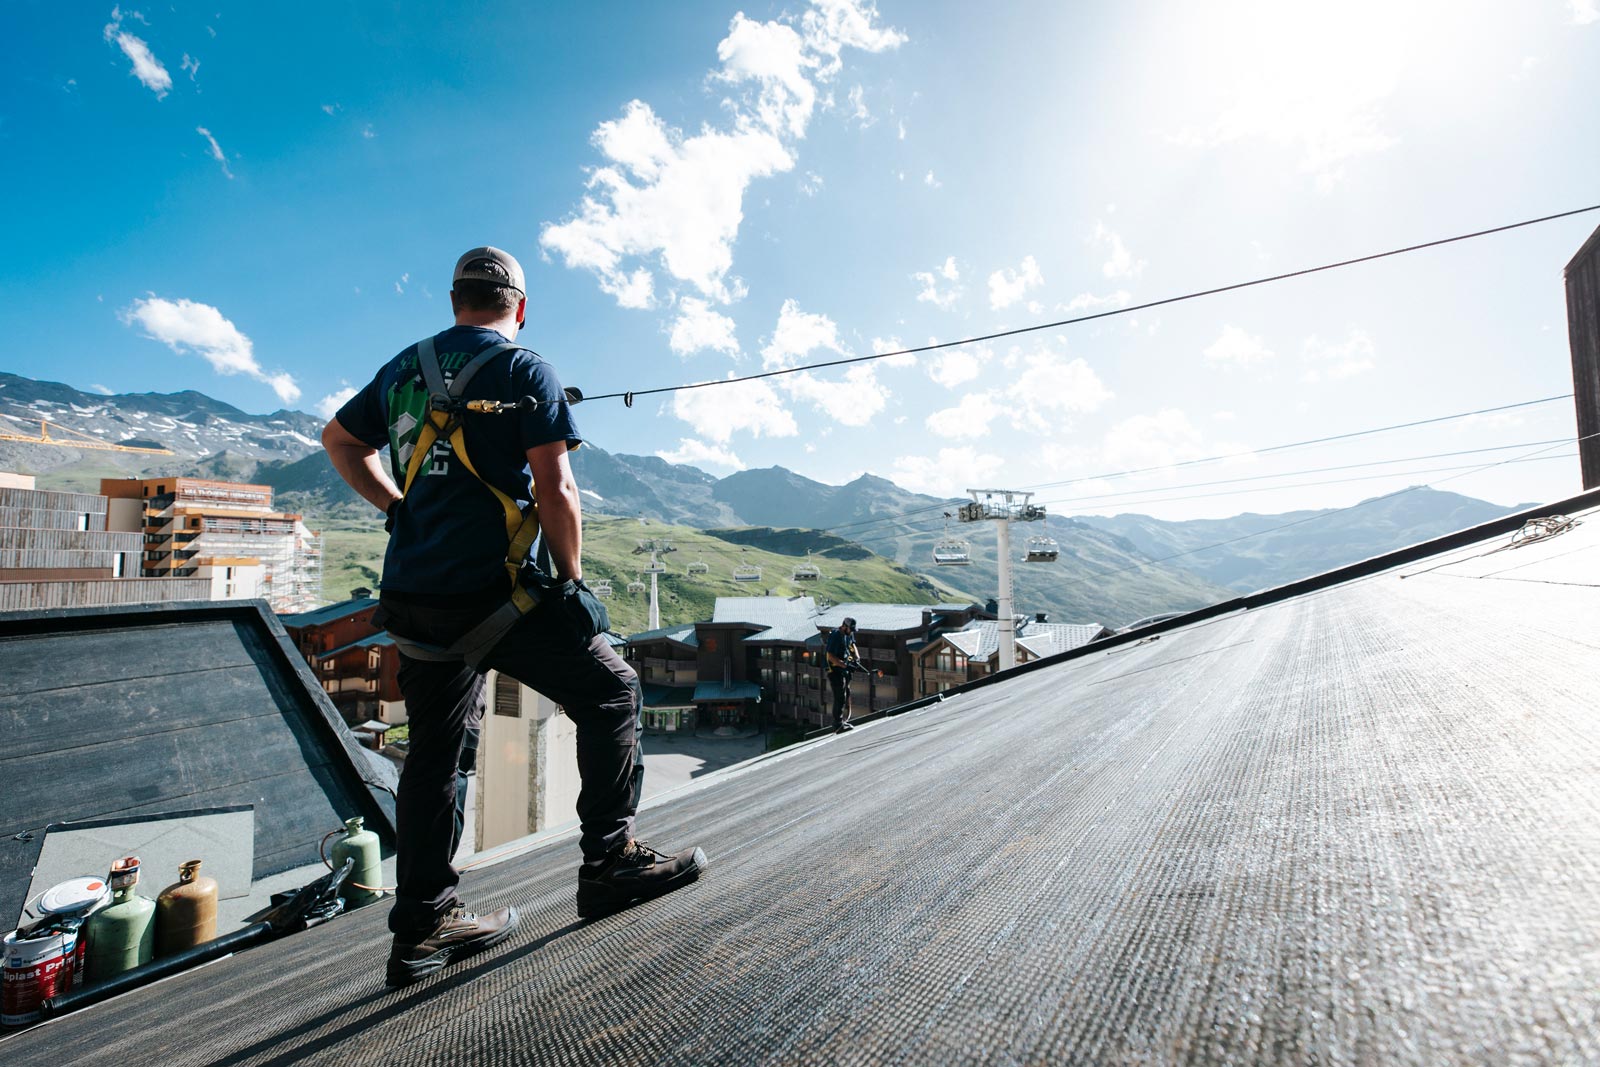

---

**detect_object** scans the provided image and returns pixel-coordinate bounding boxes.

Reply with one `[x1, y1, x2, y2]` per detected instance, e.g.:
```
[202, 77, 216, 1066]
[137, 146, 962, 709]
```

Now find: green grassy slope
[319, 514, 973, 633]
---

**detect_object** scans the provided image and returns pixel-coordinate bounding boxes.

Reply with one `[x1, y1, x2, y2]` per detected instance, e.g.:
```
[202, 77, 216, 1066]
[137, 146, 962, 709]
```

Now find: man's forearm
[538, 478, 583, 581]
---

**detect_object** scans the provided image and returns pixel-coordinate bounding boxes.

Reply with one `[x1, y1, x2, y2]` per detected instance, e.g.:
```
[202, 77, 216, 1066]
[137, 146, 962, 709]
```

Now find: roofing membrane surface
[8, 497, 1599, 1065]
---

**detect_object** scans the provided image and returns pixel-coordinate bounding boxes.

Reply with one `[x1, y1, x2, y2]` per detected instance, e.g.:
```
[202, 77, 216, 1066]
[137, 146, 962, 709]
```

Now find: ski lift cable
[822, 424, 1580, 545]
[818, 397, 1575, 540]
[579, 205, 1599, 406]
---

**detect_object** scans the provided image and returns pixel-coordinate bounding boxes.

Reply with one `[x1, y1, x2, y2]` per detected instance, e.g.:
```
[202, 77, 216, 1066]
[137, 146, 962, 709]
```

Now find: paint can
[36, 876, 110, 989]
[2, 926, 79, 1027]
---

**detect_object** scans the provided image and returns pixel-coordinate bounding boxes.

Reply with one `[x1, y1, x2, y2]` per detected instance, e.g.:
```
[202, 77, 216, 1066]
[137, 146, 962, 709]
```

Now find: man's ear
[516, 296, 528, 328]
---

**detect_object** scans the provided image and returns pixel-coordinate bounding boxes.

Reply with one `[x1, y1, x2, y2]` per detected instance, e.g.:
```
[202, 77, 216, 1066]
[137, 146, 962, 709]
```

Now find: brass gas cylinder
[155, 860, 218, 956]
[83, 856, 156, 982]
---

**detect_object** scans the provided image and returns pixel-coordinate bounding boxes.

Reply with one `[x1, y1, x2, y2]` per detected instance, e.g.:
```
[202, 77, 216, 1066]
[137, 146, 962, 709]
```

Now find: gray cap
[453, 246, 525, 297]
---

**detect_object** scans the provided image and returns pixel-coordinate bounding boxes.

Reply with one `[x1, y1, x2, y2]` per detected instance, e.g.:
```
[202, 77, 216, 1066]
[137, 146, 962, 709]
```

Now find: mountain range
[0, 371, 1526, 626]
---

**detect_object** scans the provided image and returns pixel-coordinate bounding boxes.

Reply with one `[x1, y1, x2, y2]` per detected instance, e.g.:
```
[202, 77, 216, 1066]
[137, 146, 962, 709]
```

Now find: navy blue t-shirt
[336, 325, 581, 595]
[826, 628, 856, 665]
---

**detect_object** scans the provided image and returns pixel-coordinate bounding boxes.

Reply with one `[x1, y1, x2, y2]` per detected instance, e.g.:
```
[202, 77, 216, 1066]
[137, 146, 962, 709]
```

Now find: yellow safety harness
[387, 336, 547, 668]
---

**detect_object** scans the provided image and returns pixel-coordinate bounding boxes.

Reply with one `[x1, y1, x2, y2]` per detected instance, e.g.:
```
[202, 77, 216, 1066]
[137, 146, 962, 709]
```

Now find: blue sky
[2, 1, 1597, 523]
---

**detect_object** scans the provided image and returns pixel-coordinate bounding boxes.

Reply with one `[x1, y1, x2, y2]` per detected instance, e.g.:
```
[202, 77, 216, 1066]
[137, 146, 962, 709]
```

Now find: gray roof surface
[9, 495, 1600, 1065]
[811, 602, 936, 633]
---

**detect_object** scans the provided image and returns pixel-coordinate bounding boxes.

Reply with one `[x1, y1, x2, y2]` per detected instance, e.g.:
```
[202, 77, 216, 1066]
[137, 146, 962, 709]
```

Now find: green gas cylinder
[331, 816, 383, 907]
[83, 856, 156, 982]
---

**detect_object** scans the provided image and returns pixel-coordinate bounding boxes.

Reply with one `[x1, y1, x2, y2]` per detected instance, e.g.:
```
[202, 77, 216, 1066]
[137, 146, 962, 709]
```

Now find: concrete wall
[475, 672, 581, 852]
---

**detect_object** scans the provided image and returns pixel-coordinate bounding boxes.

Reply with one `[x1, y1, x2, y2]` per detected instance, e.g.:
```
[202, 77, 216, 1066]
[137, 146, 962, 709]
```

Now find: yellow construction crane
[0, 415, 174, 455]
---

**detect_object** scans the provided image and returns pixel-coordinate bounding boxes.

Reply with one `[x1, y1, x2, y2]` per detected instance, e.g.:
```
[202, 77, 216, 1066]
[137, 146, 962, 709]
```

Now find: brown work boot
[385, 905, 519, 987]
[576, 840, 707, 919]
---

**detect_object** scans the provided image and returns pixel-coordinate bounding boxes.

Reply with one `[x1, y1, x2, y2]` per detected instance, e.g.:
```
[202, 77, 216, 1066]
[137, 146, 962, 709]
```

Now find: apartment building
[102, 476, 322, 613]
[912, 615, 1110, 697]
[0, 473, 210, 609]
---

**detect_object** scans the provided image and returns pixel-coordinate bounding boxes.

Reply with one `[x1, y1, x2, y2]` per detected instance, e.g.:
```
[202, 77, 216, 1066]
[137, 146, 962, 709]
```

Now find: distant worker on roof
[825, 616, 864, 733]
[321, 246, 707, 988]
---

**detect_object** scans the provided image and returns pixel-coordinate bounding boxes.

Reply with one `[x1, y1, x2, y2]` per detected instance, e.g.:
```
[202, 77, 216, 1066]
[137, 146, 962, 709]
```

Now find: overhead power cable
[818, 394, 1574, 540]
[583, 204, 1600, 405]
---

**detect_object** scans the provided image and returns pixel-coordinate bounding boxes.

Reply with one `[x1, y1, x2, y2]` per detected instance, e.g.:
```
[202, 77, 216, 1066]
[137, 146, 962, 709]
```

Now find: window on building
[113, 554, 125, 578]
[494, 674, 522, 718]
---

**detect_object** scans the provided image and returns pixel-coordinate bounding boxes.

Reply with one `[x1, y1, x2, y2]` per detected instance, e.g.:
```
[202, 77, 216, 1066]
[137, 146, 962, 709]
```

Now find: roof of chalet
[315, 631, 396, 660]
[11, 492, 1600, 1065]
[641, 684, 697, 709]
[277, 597, 378, 628]
[0, 600, 396, 932]
[938, 618, 1107, 661]
[708, 595, 816, 631]
[812, 602, 942, 633]
[624, 623, 699, 648]
[691, 680, 763, 703]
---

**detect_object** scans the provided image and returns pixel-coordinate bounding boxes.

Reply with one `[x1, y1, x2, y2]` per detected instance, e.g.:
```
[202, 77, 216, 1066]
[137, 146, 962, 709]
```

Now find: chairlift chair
[732, 564, 763, 583]
[626, 578, 647, 594]
[1024, 536, 1059, 563]
[643, 560, 667, 574]
[791, 550, 821, 582]
[591, 579, 614, 599]
[686, 558, 710, 576]
[932, 539, 971, 566]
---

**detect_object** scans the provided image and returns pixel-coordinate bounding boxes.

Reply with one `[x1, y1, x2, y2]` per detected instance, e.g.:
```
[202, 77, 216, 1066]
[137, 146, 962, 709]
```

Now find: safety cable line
[819, 394, 1574, 539]
[582, 204, 1600, 405]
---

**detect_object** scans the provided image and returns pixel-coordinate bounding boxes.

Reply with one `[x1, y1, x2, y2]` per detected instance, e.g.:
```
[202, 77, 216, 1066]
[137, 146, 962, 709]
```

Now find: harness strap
[390, 335, 547, 666]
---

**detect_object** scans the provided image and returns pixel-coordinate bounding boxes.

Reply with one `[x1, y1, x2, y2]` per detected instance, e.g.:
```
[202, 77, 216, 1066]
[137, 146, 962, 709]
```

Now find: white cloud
[89, 383, 113, 395]
[923, 170, 940, 188]
[891, 446, 1004, 497]
[1205, 324, 1274, 368]
[761, 298, 846, 369]
[1571, 0, 1599, 23]
[195, 127, 233, 179]
[897, 118, 906, 140]
[872, 336, 916, 368]
[782, 365, 887, 427]
[669, 297, 741, 357]
[541, 1, 903, 308]
[180, 53, 198, 81]
[1165, 1, 1411, 191]
[912, 256, 962, 309]
[602, 268, 654, 309]
[321, 103, 341, 116]
[987, 254, 1043, 310]
[316, 387, 357, 420]
[362, 124, 376, 139]
[798, 171, 824, 196]
[394, 272, 409, 295]
[121, 296, 300, 403]
[846, 84, 873, 126]
[1101, 409, 1209, 471]
[1061, 290, 1132, 313]
[925, 392, 1003, 439]
[1301, 329, 1376, 382]
[657, 437, 746, 470]
[671, 374, 797, 442]
[1005, 349, 1113, 432]
[927, 347, 988, 389]
[1092, 222, 1145, 280]
[104, 8, 171, 99]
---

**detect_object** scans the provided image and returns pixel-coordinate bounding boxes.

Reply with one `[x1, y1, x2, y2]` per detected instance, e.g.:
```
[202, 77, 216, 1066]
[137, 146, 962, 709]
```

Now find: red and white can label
[2, 928, 78, 1027]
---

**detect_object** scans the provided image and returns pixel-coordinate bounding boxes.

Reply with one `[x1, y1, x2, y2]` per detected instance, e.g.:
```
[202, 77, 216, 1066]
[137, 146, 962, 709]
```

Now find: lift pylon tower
[632, 537, 676, 630]
[958, 489, 1047, 672]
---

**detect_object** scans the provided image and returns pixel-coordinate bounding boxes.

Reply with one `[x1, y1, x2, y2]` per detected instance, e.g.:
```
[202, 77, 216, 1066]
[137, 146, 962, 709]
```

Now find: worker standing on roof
[322, 247, 707, 988]
[825, 616, 862, 733]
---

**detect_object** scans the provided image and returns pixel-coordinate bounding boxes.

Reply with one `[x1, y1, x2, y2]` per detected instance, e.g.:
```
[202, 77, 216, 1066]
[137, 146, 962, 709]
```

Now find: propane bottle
[155, 860, 218, 957]
[83, 857, 156, 982]
[330, 816, 383, 907]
